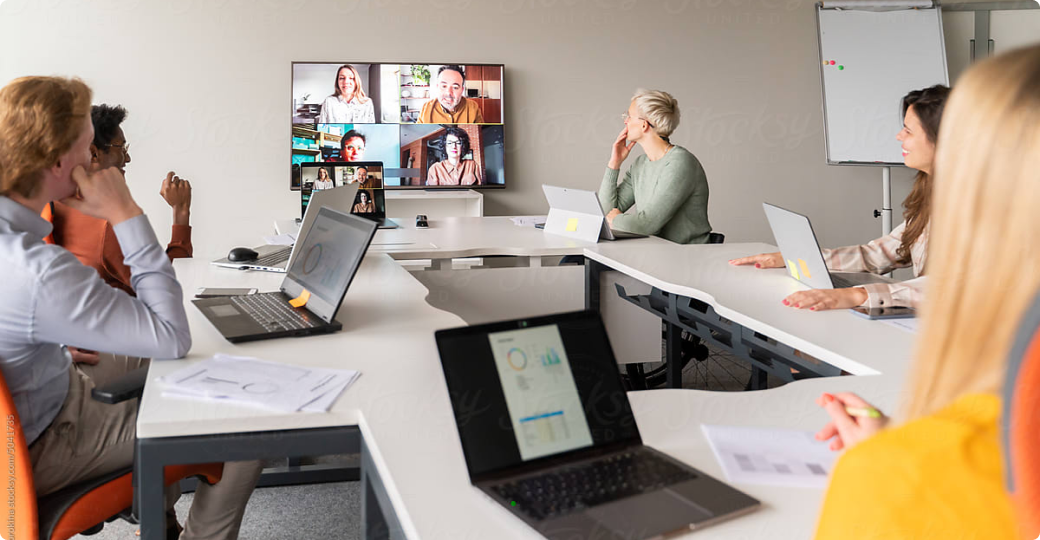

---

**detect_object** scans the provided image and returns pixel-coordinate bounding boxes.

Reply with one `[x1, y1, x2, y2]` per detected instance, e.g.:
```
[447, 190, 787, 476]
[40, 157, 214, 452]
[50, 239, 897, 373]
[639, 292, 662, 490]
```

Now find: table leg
[585, 258, 603, 312]
[360, 437, 405, 540]
[665, 322, 683, 389]
[135, 441, 167, 540]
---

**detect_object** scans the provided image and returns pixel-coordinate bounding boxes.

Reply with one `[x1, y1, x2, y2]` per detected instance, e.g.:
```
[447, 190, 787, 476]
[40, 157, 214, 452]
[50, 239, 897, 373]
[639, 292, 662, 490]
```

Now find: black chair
[624, 232, 725, 390]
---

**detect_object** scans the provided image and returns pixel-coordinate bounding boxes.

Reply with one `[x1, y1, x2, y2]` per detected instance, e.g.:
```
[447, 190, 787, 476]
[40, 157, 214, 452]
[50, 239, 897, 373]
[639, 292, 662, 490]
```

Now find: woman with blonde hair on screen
[812, 44, 1040, 539]
[313, 166, 333, 190]
[317, 64, 375, 124]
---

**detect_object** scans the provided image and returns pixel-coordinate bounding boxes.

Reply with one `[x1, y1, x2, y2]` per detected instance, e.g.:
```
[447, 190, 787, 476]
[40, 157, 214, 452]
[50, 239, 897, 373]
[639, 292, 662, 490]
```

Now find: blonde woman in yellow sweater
[813, 44, 1040, 539]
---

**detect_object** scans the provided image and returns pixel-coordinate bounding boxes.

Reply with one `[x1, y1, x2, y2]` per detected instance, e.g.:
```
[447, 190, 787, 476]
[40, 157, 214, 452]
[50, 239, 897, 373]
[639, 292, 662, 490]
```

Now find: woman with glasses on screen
[317, 64, 375, 124]
[313, 166, 334, 190]
[426, 127, 481, 186]
[600, 89, 710, 244]
[352, 190, 375, 213]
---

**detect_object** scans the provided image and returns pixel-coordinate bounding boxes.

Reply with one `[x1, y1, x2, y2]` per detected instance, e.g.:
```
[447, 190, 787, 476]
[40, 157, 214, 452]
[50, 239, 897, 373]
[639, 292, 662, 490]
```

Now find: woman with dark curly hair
[426, 127, 481, 186]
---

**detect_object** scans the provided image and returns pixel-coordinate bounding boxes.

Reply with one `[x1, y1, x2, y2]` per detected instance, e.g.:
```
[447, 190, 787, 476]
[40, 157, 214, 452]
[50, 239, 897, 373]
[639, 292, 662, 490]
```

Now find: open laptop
[435, 311, 760, 540]
[542, 185, 647, 243]
[194, 207, 377, 343]
[763, 202, 895, 289]
[301, 162, 397, 229]
[212, 184, 359, 272]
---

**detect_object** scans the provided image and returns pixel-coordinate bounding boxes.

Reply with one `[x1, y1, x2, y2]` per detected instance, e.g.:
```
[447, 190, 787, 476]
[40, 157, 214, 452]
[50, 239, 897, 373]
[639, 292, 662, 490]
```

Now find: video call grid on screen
[300, 163, 386, 219]
[290, 62, 505, 191]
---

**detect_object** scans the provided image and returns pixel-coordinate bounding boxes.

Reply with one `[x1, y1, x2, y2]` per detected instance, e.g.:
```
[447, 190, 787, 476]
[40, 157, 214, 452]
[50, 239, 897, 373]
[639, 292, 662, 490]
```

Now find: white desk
[371, 216, 658, 264]
[583, 241, 916, 378]
[135, 222, 915, 539]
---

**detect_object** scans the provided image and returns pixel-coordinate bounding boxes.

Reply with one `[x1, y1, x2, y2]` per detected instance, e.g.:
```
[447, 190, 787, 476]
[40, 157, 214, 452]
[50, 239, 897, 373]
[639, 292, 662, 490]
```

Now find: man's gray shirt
[0, 196, 190, 444]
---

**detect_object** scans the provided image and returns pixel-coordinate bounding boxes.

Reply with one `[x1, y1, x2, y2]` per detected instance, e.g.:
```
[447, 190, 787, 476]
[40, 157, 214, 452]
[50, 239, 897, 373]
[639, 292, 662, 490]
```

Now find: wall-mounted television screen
[291, 62, 504, 190]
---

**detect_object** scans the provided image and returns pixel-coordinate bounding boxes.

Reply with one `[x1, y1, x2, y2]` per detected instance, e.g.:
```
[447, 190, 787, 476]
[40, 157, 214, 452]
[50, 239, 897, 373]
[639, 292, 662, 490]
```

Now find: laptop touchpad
[587, 490, 711, 537]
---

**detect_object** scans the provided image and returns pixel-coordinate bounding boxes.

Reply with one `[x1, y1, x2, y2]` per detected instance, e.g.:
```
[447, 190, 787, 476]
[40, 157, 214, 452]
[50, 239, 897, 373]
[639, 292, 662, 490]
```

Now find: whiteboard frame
[815, 2, 950, 166]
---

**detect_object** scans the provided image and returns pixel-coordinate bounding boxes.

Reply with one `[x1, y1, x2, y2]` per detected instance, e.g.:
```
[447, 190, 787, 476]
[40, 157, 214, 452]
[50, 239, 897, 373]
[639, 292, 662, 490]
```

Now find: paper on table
[509, 216, 547, 228]
[159, 354, 359, 413]
[883, 317, 919, 333]
[701, 424, 838, 489]
[264, 233, 296, 246]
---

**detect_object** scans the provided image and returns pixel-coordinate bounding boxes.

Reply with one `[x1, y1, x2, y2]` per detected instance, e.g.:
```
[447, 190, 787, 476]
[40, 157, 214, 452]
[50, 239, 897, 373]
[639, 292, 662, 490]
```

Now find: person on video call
[599, 89, 710, 245]
[351, 166, 367, 184]
[317, 64, 375, 124]
[332, 129, 366, 163]
[352, 190, 375, 213]
[313, 166, 334, 190]
[426, 127, 481, 186]
[418, 65, 484, 124]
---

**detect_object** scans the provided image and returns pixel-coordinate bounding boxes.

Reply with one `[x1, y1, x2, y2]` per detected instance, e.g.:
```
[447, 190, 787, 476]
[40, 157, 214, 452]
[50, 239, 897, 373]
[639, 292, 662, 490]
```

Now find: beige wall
[2, 0, 1020, 259]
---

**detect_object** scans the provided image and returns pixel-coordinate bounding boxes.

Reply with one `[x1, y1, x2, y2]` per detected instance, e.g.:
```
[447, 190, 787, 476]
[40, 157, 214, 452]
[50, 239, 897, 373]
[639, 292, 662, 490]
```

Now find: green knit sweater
[598, 145, 711, 245]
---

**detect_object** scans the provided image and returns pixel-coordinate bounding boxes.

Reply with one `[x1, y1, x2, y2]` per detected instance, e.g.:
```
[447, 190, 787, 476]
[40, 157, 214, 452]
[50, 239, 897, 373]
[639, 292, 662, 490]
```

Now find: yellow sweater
[815, 393, 1017, 539]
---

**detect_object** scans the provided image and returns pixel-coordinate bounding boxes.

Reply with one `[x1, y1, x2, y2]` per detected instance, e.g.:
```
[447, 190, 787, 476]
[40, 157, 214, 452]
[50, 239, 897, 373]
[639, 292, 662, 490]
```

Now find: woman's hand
[815, 392, 888, 451]
[729, 252, 784, 268]
[782, 287, 867, 311]
[605, 208, 622, 227]
[608, 127, 636, 170]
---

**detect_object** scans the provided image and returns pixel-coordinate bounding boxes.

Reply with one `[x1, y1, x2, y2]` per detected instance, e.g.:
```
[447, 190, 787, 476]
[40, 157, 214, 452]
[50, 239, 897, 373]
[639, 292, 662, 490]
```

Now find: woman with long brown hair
[813, 44, 1040, 538]
[730, 85, 949, 311]
[317, 64, 375, 124]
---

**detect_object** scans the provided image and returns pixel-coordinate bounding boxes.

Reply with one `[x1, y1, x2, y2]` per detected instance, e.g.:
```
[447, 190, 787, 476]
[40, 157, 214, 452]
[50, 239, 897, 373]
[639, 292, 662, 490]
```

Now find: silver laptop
[435, 311, 759, 540]
[762, 202, 894, 289]
[195, 207, 377, 343]
[211, 184, 359, 272]
[542, 185, 647, 243]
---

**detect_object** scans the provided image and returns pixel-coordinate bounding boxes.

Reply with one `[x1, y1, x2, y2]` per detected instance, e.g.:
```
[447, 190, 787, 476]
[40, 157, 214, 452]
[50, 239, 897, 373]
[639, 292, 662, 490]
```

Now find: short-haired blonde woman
[813, 44, 1040, 539]
[599, 89, 710, 244]
[317, 64, 375, 124]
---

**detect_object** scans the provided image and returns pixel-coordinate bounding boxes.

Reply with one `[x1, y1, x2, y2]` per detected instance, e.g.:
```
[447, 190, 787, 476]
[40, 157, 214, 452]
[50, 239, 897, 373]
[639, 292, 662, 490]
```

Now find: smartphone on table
[849, 306, 915, 320]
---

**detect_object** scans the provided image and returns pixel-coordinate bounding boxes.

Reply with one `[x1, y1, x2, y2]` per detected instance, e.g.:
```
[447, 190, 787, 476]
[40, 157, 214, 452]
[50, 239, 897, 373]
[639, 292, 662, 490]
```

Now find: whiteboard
[816, 3, 949, 164]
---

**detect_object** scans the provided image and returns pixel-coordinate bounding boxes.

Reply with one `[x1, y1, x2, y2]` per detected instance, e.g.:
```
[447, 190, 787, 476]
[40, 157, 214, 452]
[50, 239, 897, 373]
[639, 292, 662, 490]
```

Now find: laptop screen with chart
[282, 208, 375, 323]
[488, 325, 594, 462]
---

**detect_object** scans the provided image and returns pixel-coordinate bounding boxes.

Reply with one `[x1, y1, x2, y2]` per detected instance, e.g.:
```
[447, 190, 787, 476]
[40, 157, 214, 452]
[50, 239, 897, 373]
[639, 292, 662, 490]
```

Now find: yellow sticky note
[787, 259, 800, 281]
[798, 258, 812, 279]
[565, 218, 579, 232]
[289, 289, 311, 308]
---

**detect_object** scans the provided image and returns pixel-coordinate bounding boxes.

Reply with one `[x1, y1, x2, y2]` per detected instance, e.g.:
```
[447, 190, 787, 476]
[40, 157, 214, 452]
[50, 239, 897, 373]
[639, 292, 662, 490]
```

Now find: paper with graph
[701, 424, 838, 489]
[159, 354, 360, 413]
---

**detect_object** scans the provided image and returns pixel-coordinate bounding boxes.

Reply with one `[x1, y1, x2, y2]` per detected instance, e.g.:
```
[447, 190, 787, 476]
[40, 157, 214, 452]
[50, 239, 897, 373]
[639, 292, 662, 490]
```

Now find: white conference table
[135, 219, 916, 539]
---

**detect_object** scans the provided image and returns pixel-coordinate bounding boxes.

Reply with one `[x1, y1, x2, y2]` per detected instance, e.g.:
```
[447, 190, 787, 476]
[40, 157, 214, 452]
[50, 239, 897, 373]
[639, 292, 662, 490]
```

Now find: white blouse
[317, 95, 375, 124]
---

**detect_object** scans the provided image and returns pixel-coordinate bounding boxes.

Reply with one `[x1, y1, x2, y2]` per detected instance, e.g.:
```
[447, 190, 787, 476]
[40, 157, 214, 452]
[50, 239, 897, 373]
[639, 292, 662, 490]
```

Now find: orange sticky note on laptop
[289, 289, 311, 308]
[798, 258, 812, 279]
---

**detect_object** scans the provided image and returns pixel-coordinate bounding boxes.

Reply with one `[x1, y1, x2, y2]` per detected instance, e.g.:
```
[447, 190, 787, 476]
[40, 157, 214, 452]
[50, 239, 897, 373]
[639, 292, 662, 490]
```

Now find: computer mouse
[227, 247, 259, 262]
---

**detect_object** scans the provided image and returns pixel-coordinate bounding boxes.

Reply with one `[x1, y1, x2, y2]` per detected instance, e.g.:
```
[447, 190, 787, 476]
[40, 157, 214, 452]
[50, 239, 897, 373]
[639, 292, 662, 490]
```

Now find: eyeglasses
[621, 113, 654, 128]
[102, 142, 130, 156]
[445, 140, 463, 147]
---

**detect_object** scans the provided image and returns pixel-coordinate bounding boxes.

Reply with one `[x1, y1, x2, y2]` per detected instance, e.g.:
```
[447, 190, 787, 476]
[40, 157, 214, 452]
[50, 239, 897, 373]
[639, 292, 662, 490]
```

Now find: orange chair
[0, 368, 223, 540]
[1003, 292, 1040, 538]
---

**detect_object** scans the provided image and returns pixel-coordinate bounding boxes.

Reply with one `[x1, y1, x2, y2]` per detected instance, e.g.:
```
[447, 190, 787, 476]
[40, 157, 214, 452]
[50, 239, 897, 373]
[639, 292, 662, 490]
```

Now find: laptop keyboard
[830, 273, 856, 289]
[253, 247, 291, 267]
[491, 450, 697, 521]
[231, 293, 321, 333]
